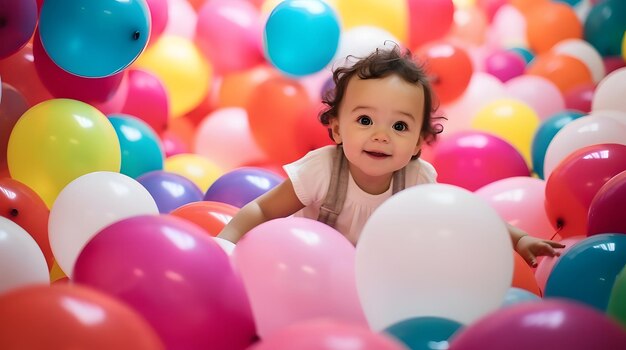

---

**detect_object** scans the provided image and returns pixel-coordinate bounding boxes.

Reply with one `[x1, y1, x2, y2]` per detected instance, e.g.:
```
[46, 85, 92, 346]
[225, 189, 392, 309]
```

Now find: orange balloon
[526, 2, 582, 54]
[417, 41, 473, 104]
[0, 178, 52, 270]
[218, 64, 279, 109]
[0, 284, 165, 349]
[171, 201, 240, 236]
[512, 251, 542, 296]
[0, 43, 53, 106]
[526, 52, 593, 94]
[509, 0, 548, 15]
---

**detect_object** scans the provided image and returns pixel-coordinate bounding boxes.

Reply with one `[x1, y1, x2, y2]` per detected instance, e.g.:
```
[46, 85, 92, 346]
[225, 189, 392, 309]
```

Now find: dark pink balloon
[74, 215, 257, 350]
[120, 69, 169, 134]
[0, 83, 28, 177]
[588, 170, 626, 236]
[145, 0, 168, 46]
[160, 130, 189, 157]
[545, 143, 626, 238]
[564, 83, 594, 114]
[0, 0, 37, 59]
[430, 131, 530, 191]
[485, 50, 526, 82]
[604, 56, 626, 75]
[449, 300, 626, 349]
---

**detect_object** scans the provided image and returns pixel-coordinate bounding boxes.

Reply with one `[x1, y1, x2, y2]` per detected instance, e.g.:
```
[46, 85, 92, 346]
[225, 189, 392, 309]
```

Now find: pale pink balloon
[534, 236, 585, 292]
[486, 5, 527, 48]
[592, 67, 626, 114]
[505, 75, 565, 120]
[233, 217, 367, 339]
[162, 0, 197, 40]
[475, 176, 554, 240]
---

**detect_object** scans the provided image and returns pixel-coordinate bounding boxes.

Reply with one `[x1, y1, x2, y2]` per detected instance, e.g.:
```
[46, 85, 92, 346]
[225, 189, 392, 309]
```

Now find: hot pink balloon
[73, 214, 256, 350]
[120, 69, 170, 134]
[564, 82, 594, 113]
[485, 50, 526, 82]
[588, 170, 626, 236]
[534, 235, 584, 292]
[233, 217, 367, 339]
[430, 132, 530, 192]
[146, 0, 168, 46]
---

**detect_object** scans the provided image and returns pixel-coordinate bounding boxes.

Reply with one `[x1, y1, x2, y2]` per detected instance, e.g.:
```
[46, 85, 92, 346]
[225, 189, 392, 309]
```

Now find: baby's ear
[413, 137, 423, 156]
[330, 118, 342, 144]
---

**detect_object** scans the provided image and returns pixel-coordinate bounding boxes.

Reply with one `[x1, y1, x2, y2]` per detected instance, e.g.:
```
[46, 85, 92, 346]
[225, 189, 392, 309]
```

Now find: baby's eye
[357, 115, 372, 126]
[393, 121, 408, 131]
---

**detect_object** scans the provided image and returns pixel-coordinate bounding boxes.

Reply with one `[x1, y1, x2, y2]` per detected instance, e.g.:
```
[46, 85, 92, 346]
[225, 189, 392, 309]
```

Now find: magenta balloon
[449, 300, 626, 350]
[74, 215, 257, 350]
[588, 170, 626, 236]
[485, 50, 526, 82]
[120, 69, 169, 134]
[431, 132, 530, 191]
[0, 0, 38, 59]
[33, 32, 124, 104]
[145, 0, 168, 45]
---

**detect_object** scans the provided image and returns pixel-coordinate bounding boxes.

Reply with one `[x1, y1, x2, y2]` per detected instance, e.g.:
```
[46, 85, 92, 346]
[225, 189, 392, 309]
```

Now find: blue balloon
[39, 0, 150, 77]
[108, 114, 164, 179]
[384, 316, 463, 350]
[137, 171, 203, 214]
[204, 168, 283, 208]
[507, 47, 534, 65]
[544, 234, 626, 311]
[502, 287, 542, 308]
[583, 0, 626, 57]
[264, 0, 340, 76]
[531, 110, 585, 179]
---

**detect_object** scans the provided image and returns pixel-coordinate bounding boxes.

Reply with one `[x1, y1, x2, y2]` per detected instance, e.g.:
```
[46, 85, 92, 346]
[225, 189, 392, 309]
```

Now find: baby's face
[330, 74, 425, 180]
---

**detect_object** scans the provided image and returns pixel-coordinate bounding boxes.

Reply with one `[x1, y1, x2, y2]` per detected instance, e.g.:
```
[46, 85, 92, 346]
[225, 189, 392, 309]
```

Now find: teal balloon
[544, 234, 626, 311]
[502, 287, 541, 308]
[507, 47, 534, 65]
[39, 0, 150, 77]
[384, 316, 463, 350]
[108, 114, 163, 179]
[554, 0, 582, 6]
[264, 0, 340, 76]
[583, 0, 626, 57]
[531, 110, 585, 179]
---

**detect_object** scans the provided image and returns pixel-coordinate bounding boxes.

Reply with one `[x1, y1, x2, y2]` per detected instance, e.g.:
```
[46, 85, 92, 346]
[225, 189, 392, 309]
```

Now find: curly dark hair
[319, 45, 444, 158]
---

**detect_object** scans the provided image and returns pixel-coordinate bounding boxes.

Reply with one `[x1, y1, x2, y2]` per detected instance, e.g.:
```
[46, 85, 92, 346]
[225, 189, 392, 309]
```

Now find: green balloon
[607, 264, 626, 329]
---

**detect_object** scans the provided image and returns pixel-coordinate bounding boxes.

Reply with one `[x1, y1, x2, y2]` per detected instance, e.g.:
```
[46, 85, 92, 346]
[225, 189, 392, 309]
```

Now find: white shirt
[283, 145, 438, 244]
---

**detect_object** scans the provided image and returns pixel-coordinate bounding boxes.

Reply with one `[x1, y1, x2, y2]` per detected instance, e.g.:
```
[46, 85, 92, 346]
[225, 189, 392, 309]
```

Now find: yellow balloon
[471, 98, 539, 167]
[622, 30, 625, 61]
[7, 99, 121, 208]
[50, 260, 67, 282]
[164, 154, 223, 192]
[335, 0, 408, 43]
[134, 35, 212, 118]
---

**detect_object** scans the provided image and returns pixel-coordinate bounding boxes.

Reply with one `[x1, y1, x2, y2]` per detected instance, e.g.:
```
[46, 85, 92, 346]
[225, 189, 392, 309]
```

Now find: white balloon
[49, 171, 159, 278]
[356, 184, 513, 330]
[213, 237, 236, 255]
[553, 38, 605, 83]
[331, 26, 400, 69]
[592, 67, 626, 114]
[0, 217, 49, 295]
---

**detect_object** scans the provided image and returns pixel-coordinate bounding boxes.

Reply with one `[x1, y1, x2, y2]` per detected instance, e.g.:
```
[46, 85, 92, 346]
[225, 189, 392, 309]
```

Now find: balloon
[233, 217, 367, 338]
[534, 235, 585, 292]
[39, 0, 150, 77]
[49, 171, 159, 277]
[134, 35, 212, 118]
[0, 178, 52, 269]
[335, 0, 407, 45]
[417, 41, 473, 104]
[331, 27, 400, 71]
[217, 64, 279, 108]
[162, 0, 197, 40]
[203, 167, 284, 208]
[108, 114, 164, 178]
[356, 184, 513, 329]
[487, 5, 527, 48]
[170, 201, 239, 236]
[588, 170, 626, 236]
[526, 52, 593, 93]
[74, 215, 256, 349]
[544, 234, 626, 311]
[431, 132, 530, 192]
[563, 83, 594, 113]
[553, 38, 606, 83]
[501, 287, 541, 307]
[0, 0, 37, 59]
[512, 251, 541, 296]
[120, 69, 170, 134]
[507, 47, 535, 64]
[252, 319, 405, 350]
[136, 170, 204, 213]
[485, 50, 526, 82]
[383, 316, 463, 350]
[0, 284, 165, 349]
[406, 0, 454, 48]
[196, 0, 264, 74]
[0, 83, 28, 177]
[583, 0, 626, 56]
[449, 299, 626, 349]
[0, 217, 49, 294]
[592, 67, 626, 114]
[0, 44, 54, 106]
[160, 130, 189, 157]
[265, 0, 340, 76]
[525, 2, 582, 54]
[145, 0, 168, 46]
[7, 99, 121, 208]
[477, 0, 507, 22]
[447, 6, 488, 46]
[607, 264, 626, 328]
[505, 75, 565, 121]
[164, 153, 223, 192]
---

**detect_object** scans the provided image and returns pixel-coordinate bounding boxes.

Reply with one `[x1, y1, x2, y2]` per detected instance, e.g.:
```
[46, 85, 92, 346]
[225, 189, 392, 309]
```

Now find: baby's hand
[515, 235, 566, 268]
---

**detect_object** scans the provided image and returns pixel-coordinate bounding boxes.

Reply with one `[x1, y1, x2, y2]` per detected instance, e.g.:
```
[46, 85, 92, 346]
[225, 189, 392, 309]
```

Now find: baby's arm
[217, 179, 305, 243]
[506, 223, 565, 267]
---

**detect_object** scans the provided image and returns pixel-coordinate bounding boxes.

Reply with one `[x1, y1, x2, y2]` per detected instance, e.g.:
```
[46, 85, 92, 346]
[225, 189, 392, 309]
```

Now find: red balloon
[416, 41, 473, 103]
[545, 144, 626, 238]
[0, 43, 53, 106]
[588, 170, 626, 236]
[171, 201, 240, 236]
[0, 284, 165, 350]
[407, 0, 454, 49]
[0, 83, 29, 178]
[0, 178, 52, 269]
[512, 252, 541, 296]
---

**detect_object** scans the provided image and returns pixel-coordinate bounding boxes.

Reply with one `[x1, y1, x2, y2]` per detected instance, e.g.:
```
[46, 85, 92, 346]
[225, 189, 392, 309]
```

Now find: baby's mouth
[364, 150, 390, 158]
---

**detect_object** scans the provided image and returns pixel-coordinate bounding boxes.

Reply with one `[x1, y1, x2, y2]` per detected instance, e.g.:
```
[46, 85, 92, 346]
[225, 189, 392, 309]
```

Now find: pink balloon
[430, 132, 530, 192]
[195, 0, 264, 74]
[73, 215, 256, 350]
[145, 0, 168, 46]
[160, 130, 190, 157]
[233, 217, 367, 338]
[564, 82, 594, 114]
[505, 75, 565, 120]
[485, 50, 526, 82]
[251, 319, 405, 350]
[91, 71, 129, 115]
[534, 235, 584, 292]
[0, 0, 37, 59]
[121, 69, 170, 134]
[588, 170, 626, 236]
[475, 176, 554, 240]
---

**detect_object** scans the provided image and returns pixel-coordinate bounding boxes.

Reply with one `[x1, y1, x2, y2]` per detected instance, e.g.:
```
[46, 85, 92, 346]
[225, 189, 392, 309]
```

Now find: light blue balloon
[384, 316, 463, 350]
[39, 0, 150, 77]
[108, 114, 164, 179]
[502, 287, 542, 308]
[264, 0, 340, 76]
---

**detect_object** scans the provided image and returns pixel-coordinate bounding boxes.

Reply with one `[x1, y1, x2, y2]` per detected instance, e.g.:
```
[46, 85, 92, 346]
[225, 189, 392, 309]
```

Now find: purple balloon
[137, 171, 204, 213]
[485, 50, 526, 83]
[74, 215, 257, 350]
[0, 0, 38, 59]
[449, 299, 626, 350]
[588, 170, 626, 236]
[204, 167, 283, 208]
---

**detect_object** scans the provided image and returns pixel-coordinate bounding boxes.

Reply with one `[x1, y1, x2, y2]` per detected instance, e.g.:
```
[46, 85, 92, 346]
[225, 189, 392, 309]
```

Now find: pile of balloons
[1, 0, 626, 349]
